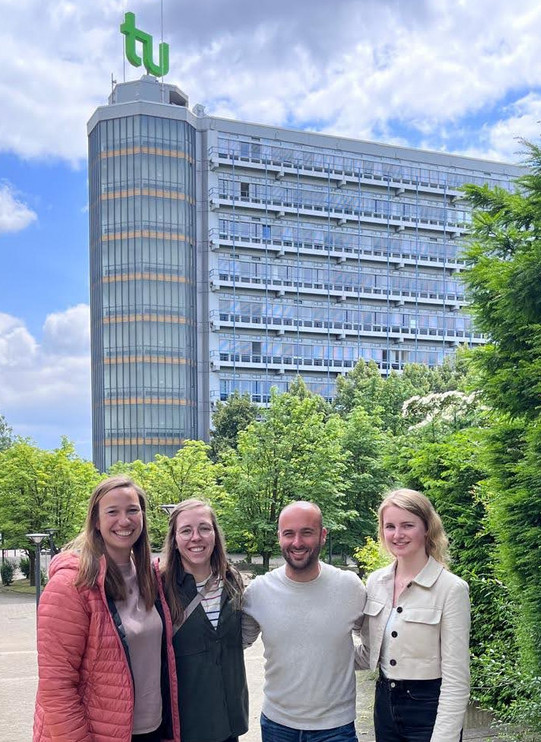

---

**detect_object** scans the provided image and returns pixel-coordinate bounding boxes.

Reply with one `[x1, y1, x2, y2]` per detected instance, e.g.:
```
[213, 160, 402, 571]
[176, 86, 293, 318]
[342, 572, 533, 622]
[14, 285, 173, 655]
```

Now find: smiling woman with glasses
[160, 499, 248, 742]
[176, 523, 214, 540]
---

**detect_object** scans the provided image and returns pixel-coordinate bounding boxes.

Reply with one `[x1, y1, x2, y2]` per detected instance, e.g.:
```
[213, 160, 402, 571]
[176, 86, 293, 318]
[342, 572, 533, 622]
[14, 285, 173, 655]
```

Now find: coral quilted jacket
[33, 553, 180, 742]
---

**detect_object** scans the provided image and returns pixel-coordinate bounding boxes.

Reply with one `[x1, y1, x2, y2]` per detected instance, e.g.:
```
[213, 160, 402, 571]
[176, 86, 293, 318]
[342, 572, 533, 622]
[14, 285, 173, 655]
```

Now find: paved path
[0, 591, 502, 742]
[0, 592, 37, 742]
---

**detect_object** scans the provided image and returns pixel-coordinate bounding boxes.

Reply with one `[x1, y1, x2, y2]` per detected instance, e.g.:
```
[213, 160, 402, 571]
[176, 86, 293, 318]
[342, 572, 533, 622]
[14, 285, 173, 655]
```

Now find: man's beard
[281, 543, 322, 572]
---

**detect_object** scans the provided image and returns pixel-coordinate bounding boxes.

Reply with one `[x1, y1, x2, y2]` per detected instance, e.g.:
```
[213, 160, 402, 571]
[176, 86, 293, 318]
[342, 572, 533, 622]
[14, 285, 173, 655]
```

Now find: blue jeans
[374, 674, 462, 742]
[261, 713, 357, 742]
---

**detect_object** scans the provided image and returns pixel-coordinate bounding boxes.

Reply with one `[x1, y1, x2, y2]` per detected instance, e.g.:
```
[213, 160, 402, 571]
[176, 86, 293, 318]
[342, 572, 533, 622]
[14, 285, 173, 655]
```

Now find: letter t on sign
[120, 11, 170, 77]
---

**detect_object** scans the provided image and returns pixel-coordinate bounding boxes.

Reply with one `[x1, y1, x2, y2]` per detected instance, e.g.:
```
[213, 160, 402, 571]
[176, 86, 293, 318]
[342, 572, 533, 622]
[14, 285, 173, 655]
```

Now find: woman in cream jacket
[357, 489, 470, 742]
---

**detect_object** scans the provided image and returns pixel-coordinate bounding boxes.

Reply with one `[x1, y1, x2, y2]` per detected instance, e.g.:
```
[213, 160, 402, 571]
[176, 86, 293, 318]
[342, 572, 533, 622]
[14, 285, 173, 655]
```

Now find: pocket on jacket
[364, 599, 385, 617]
[402, 607, 441, 625]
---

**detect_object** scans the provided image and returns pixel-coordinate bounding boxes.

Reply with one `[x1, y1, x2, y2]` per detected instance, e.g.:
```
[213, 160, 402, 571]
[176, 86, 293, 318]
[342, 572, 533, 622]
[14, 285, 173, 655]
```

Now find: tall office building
[88, 74, 519, 471]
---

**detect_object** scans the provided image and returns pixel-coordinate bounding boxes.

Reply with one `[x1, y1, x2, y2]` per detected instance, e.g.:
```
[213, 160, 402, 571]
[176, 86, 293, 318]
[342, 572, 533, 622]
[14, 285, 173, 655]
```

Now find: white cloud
[2, 0, 541, 164]
[0, 306, 91, 457]
[459, 93, 541, 163]
[42, 303, 90, 356]
[0, 183, 37, 233]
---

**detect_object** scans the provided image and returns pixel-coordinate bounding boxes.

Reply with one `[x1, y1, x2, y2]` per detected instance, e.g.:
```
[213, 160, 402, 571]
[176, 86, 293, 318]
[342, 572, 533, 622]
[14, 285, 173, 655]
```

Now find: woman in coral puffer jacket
[33, 476, 181, 742]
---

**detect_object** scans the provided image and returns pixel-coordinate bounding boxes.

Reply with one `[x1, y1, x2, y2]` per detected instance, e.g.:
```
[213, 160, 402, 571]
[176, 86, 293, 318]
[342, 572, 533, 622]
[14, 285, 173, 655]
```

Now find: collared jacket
[357, 556, 470, 742]
[33, 552, 181, 742]
[172, 569, 248, 742]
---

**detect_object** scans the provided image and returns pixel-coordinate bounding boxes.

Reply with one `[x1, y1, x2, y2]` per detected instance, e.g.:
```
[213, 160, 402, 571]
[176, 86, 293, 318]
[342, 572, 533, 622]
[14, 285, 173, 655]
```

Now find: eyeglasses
[176, 525, 214, 541]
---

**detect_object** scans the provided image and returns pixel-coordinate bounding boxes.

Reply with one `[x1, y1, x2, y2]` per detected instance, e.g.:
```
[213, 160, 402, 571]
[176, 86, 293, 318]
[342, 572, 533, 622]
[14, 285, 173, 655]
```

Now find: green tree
[401, 352, 471, 395]
[333, 359, 468, 435]
[333, 360, 384, 417]
[224, 389, 348, 569]
[462, 143, 541, 681]
[209, 391, 259, 462]
[0, 413, 13, 451]
[287, 375, 333, 416]
[0, 439, 99, 583]
[336, 406, 394, 555]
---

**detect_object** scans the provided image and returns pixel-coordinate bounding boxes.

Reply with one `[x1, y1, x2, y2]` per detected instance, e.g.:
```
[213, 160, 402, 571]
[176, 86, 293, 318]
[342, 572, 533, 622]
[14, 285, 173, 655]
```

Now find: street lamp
[26, 533, 49, 609]
[160, 504, 177, 517]
[45, 528, 59, 556]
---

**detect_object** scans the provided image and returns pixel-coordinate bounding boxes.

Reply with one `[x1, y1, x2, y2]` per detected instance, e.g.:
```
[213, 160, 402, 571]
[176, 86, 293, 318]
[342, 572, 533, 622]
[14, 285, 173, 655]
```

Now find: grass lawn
[0, 578, 36, 595]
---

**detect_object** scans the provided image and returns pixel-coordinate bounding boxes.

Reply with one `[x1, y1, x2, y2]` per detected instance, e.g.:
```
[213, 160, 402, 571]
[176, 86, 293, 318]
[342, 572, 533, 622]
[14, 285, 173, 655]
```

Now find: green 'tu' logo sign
[120, 12, 169, 77]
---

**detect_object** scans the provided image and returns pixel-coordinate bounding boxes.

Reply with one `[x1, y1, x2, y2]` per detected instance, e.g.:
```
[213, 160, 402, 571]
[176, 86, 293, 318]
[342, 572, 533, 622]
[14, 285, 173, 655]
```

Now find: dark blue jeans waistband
[378, 670, 442, 689]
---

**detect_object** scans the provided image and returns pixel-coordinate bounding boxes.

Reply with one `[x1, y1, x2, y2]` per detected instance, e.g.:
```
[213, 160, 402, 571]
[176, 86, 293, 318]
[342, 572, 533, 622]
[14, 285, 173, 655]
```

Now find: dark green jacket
[173, 571, 249, 742]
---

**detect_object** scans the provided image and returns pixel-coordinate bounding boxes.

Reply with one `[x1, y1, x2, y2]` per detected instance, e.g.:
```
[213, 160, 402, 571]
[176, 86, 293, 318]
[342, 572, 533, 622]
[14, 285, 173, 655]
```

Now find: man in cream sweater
[242, 501, 366, 742]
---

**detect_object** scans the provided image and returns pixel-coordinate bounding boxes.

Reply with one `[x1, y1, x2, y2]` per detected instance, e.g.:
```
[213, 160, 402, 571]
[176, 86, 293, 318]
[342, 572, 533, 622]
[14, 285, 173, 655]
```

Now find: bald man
[242, 501, 366, 742]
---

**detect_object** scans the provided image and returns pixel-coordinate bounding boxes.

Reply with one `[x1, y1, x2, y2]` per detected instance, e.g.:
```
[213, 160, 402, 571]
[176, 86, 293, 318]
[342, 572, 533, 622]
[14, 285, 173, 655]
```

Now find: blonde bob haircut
[378, 488, 449, 567]
[69, 476, 156, 609]
[160, 498, 243, 626]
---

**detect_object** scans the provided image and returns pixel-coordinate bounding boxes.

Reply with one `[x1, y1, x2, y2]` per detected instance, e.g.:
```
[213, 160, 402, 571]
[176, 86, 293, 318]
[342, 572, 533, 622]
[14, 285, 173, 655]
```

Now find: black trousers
[132, 729, 162, 742]
[374, 673, 453, 742]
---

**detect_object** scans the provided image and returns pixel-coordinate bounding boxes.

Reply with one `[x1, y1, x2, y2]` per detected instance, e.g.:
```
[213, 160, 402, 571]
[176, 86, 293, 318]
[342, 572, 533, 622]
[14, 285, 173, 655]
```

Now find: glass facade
[89, 113, 197, 470]
[207, 132, 514, 405]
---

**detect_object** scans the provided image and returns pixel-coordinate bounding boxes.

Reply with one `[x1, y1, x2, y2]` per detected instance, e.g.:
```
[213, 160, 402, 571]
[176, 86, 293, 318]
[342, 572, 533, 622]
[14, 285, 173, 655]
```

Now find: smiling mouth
[114, 530, 135, 537]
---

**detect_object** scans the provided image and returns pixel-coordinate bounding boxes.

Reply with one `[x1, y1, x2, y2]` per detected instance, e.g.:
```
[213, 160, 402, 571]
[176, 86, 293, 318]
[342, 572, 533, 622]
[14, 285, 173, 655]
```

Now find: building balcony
[210, 351, 356, 373]
[208, 145, 479, 198]
[209, 270, 464, 307]
[209, 190, 467, 235]
[209, 311, 483, 344]
[208, 228, 465, 270]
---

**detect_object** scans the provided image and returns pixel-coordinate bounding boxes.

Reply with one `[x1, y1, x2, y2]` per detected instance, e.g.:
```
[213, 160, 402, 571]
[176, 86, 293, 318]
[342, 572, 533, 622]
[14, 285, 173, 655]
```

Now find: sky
[1, 0, 541, 462]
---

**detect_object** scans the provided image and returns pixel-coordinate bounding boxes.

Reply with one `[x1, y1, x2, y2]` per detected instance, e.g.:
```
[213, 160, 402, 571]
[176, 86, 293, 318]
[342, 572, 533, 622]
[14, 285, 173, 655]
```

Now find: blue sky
[2, 0, 541, 462]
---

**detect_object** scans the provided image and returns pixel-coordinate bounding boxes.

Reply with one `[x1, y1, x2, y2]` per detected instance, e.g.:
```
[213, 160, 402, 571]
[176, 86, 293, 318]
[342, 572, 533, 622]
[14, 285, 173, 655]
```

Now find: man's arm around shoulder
[241, 579, 261, 648]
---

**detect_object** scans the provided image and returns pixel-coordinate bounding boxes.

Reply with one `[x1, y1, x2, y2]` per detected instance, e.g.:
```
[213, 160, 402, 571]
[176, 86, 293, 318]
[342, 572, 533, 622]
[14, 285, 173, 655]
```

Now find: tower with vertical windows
[88, 77, 197, 471]
[89, 75, 520, 470]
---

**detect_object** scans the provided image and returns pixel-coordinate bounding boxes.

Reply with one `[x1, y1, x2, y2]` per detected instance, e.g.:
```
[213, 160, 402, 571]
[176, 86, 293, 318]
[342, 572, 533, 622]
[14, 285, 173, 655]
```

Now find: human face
[278, 504, 327, 580]
[175, 506, 216, 579]
[382, 505, 427, 561]
[96, 486, 144, 565]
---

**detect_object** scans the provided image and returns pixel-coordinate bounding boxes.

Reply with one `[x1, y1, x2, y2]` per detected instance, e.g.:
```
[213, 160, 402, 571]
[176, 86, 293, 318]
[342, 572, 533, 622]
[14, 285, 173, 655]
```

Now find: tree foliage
[0, 413, 13, 452]
[333, 357, 469, 435]
[462, 142, 541, 680]
[337, 406, 394, 553]
[224, 389, 348, 569]
[0, 438, 100, 583]
[209, 391, 259, 462]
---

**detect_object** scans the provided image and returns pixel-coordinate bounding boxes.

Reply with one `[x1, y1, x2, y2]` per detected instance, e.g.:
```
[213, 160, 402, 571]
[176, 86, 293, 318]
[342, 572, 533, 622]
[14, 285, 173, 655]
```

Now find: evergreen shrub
[19, 556, 30, 578]
[1, 560, 14, 586]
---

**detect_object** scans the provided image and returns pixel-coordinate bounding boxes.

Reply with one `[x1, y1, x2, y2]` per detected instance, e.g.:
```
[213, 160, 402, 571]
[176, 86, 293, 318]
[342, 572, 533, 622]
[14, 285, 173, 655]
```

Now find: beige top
[357, 556, 470, 742]
[117, 562, 163, 735]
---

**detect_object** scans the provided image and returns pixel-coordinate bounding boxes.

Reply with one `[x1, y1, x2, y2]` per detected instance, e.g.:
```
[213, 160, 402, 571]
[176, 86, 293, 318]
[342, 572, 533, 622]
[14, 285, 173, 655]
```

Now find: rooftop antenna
[122, 6, 126, 83]
[160, 0, 165, 101]
[111, 73, 117, 96]
[160, 0, 164, 56]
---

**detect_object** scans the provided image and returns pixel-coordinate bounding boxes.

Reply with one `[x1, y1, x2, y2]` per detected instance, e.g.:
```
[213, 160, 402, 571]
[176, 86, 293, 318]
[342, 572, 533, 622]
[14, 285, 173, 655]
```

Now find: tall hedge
[463, 144, 541, 680]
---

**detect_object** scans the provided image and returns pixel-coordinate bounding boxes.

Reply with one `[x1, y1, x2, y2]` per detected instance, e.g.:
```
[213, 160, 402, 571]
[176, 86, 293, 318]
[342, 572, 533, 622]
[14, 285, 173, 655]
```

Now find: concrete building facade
[88, 75, 519, 470]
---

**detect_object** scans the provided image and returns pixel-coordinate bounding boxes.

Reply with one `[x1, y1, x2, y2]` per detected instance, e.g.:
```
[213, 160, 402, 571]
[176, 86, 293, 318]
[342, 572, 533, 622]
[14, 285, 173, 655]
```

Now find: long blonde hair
[378, 488, 449, 567]
[160, 498, 243, 625]
[70, 476, 156, 609]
